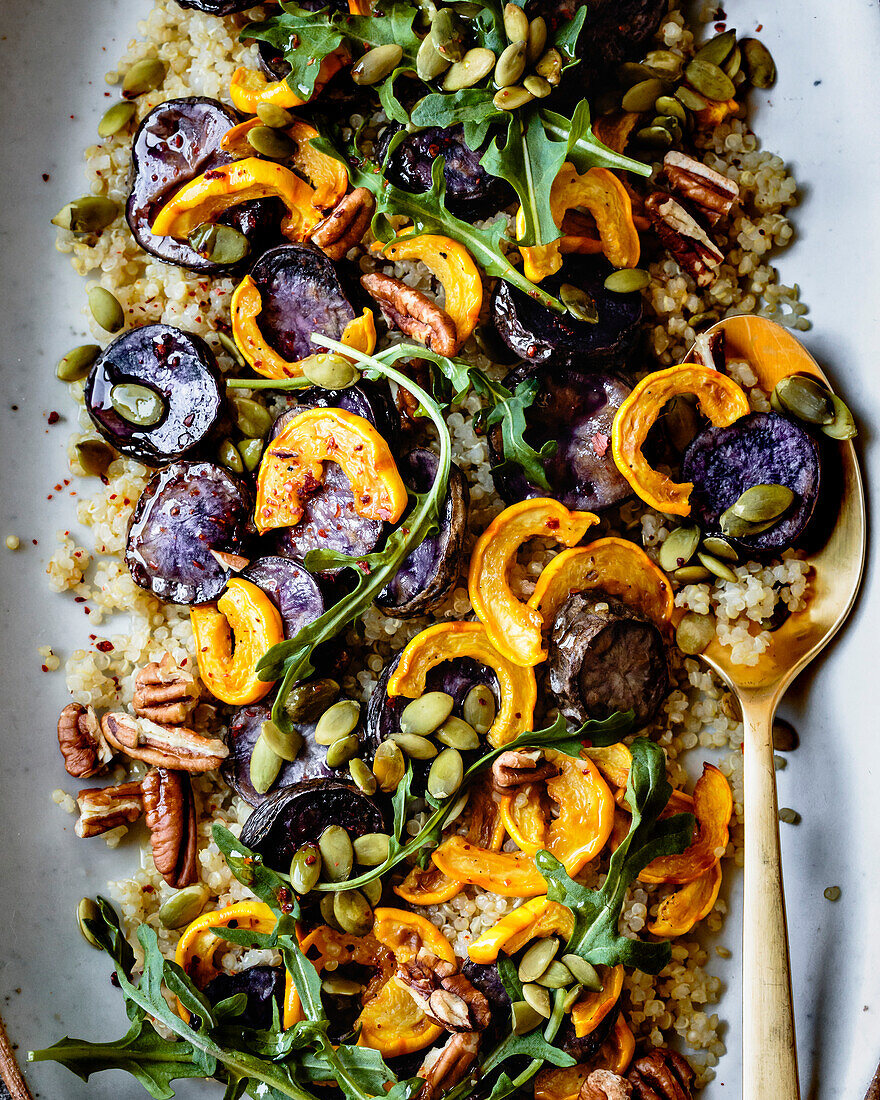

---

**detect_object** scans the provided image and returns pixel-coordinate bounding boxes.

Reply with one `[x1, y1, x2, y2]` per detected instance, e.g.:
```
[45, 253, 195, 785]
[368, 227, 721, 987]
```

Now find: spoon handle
[742, 697, 800, 1100]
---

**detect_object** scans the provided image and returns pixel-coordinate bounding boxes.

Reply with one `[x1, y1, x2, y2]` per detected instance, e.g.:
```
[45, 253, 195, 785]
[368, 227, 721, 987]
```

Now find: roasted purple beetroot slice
[202, 965, 286, 1029]
[682, 411, 822, 553]
[240, 778, 385, 871]
[85, 324, 224, 466]
[488, 367, 632, 512]
[242, 557, 324, 639]
[377, 449, 469, 618]
[126, 461, 250, 604]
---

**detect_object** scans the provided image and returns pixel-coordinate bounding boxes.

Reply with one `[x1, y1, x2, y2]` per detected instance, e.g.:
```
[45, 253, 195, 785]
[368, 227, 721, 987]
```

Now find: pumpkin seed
[219, 439, 244, 474]
[731, 483, 794, 523]
[77, 897, 102, 948]
[238, 437, 263, 472]
[231, 395, 274, 439]
[676, 610, 717, 655]
[110, 382, 165, 427]
[322, 977, 365, 996]
[443, 791, 469, 828]
[719, 507, 775, 538]
[772, 375, 834, 425]
[436, 716, 480, 751]
[302, 353, 361, 391]
[823, 885, 841, 902]
[526, 16, 547, 64]
[98, 100, 137, 138]
[443, 47, 496, 91]
[503, 3, 529, 43]
[652, 115, 682, 142]
[534, 48, 562, 85]
[286, 679, 340, 724]
[644, 49, 683, 78]
[523, 74, 552, 99]
[635, 124, 674, 148]
[559, 283, 598, 323]
[361, 878, 383, 907]
[390, 731, 438, 760]
[250, 732, 283, 794]
[655, 95, 686, 122]
[333, 889, 373, 936]
[319, 825, 354, 883]
[320, 893, 344, 931]
[665, 394, 699, 452]
[217, 331, 248, 369]
[621, 78, 664, 113]
[778, 807, 801, 826]
[158, 884, 211, 929]
[535, 960, 573, 988]
[462, 684, 496, 735]
[723, 44, 742, 79]
[685, 58, 735, 102]
[696, 551, 738, 583]
[188, 222, 250, 265]
[400, 691, 454, 735]
[349, 757, 378, 795]
[701, 536, 738, 562]
[261, 718, 303, 762]
[604, 268, 651, 294]
[658, 525, 700, 572]
[327, 733, 360, 769]
[773, 718, 799, 752]
[741, 38, 776, 89]
[52, 195, 119, 234]
[373, 740, 406, 792]
[695, 29, 736, 67]
[417, 34, 452, 81]
[493, 85, 534, 110]
[427, 747, 464, 799]
[511, 1000, 543, 1035]
[122, 57, 167, 98]
[561, 954, 602, 991]
[820, 393, 857, 440]
[494, 40, 527, 88]
[290, 843, 322, 894]
[247, 124, 296, 160]
[353, 832, 391, 866]
[617, 62, 655, 86]
[315, 699, 360, 745]
[256, 102, 294, 129]
[522, 982, 551, 1018]
[88, 286, 125, 333]
[76, 439, 116, 476]
[430, 9, 465, 61]
[562, 984, 584, 1011]
[675, 85, 708, 111]
[352, 44, 403, 85]
[518, 936, 559, 983]
[57, 344, 101, 382]
[673, 564, 712, 584]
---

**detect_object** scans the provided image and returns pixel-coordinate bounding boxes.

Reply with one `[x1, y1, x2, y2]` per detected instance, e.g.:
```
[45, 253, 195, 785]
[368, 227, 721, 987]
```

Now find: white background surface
[0, 1, 878, 1097]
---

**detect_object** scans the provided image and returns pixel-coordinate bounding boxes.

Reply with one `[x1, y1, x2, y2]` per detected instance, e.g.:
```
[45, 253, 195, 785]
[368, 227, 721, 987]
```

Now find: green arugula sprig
[471, 369, 556, 491]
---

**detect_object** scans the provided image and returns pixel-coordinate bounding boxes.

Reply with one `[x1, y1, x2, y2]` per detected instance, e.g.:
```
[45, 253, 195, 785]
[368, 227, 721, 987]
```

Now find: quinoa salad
[25, 1, 860, 1098]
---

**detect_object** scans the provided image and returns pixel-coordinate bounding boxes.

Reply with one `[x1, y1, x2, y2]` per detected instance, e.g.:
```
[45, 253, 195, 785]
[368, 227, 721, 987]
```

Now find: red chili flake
[755, 22, 762, 31]
[64, 479, 70, 486]
[714, 21, 726, 30]
[89, 634, 97, 641]
[54, 484, 63, 492]
[32, 539, 38, 545]
[74, 596, 86, 603]
[47, 494, 53, 500]
[96, 640, 114, 652]
[591, 432, 609, 457]
[47, 411, 60, 425]
[41, 665, 49, 673]
[143, 885, 154, 894]
[546, 518, 560, 530]
[84, 608, 92, 615]
[42, 173, 50, 182]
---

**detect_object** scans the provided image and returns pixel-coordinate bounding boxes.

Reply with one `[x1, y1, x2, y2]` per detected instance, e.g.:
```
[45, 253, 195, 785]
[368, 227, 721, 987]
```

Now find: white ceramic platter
[1, 1, 879, 1097]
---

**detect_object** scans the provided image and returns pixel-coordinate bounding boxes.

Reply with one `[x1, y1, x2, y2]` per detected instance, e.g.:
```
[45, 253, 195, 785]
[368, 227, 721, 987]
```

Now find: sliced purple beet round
[269, 379, 400, 453]
[126, 461, 250, 604]
[202, 966, 286, 1029]
[492, 256, 642, 371]
[461, 961, 511, 1011]
[242, 557, 324, 639]
[682, 411, 822, 553]
[377, 449, 469, 618]
[558, 1001, 620, 1061]
[240, 778, 385, 871]
[85, 324, 224, 466]
[488, 366, 633, 512]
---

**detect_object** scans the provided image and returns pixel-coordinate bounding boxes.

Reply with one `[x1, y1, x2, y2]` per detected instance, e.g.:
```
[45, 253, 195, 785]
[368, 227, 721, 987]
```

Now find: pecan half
[209, 549, 250, 573]
[102, 712, 228, 773]
[627, 1049, 694, 1100]
[142, 767, 199, 888]
[419, 1031, 480, 1100]
[361, 272, 459, 356]
[75, 781, 144, 838]
[397, 960, 491, 1032]
[491, 748, 559, 792]
[311, 187, 375, 261]
[133, 653, 201, 725]
[580, 1069, 633, 1100]
[645, 193, 724, 288]
[662, 151, 739, 227]
[690, 329, 725, 372]
[58, 702, 113, 778]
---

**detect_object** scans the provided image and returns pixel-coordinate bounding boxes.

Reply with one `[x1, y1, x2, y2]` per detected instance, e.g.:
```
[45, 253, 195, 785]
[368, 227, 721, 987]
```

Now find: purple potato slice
[492, 256, 642, 371]
[461, 961, 511, 1010]
[174, 0, 257, 12]
[681, 411, 822, 554]
[376, 449, 469, 618]
[202, 966, 286, 1029]
[558, 1002, 620, 1061]
[240, 778, 385, 871]
[126, 461, 250, 604]
[269, 379, 400, 453]
[85, 324, 224, 466]
[242, 556, 325, 639]
[549, 593, 668, 728]
[487, 366, 632, 512]
[528, 0, 666, 78]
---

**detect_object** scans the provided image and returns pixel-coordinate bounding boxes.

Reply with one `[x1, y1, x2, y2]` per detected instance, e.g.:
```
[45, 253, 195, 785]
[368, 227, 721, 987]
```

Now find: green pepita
[353, 832, 391, 866]
[675, 610, 717, 655]
[684, 59, 735, 102]
[621, 78, 664, 113]
[511, 1000, 543, 1035]
[534, 960, 573, 988]
[349, 757, 378, 795]
[57, 344, 101, 382]
[326, 733, 360, 769]
[188, 222, 250, 265]
[719, 506, 775, 538]
[390, 731, 438, 760]
[430, 9, 465, 61]
[494, 40, 527, 88]
[250, 731, 283, 794]
[122, 57, 167, 98]
[559, 283, 598, 323]
[526, 16, 547, 64]
[436, 716, 480, 751]
[417, 34, 452, 81]
[522, 982, 551, 1018]
[77, 898, 103, 948]
[256, 102, 295, 129]
[285, 678, 340, 724]
[219, 439, 244, 474]
[88, 286, 125, 333]
[772, 374, 834, 425]
[675, 85, 709, 111]
[443, 791, 469, 828]
[400, 691, 453, 736]
[824, 885, 841, 902]
[723, 44, 742, 79]
[673, 564, 712, 584]
[462, 684, 495, 735]
[604, 268, 651, 294]
[523, 74, 552, 99]
[315, 699, 360, 745]
[320, 893, 344, 931]
[444, 47, 496, 91]
[695, 29, 737, 67]
[231, 393, 274, 441]
[76, 439, 116, 477]
[52, 195, 119, 234]
[741, 38, 776, 89]
[820, 393, 857, 440]
[658, 525, 700, 573]
[373, 739, 406, 793]
[110, 382, 165, 427]
[503, 3, 529, 44]
[561, 954, 602, 991]
[322, 977, 365, 996]
[427, 747, 464, 799]
[534, 48, 562, 85]
[652, 115, 682, 142]
[158, 884, 211, 929]
[696, 551, 738, 583]
[778, 807, 801, 826]
[493, 85, 534, 110]
[644, 49, 684, 78]
[352, 44, 403, 85]
[290, 843, 322, 894]
[701, 536, 738, 562]
[361, 877, 383, 907]
[517, 936, 558, 983]
[319, 825, 354, 883]
[261, 718, 302, 762]
[635, 124, 674, 148]
[217, 331, 247, 370]
[730, 483, 794, 523]
[98, 100, 137, 138]
[617, 62, 655, 87]
[333, 889, 373, 936]
[655, 95, 686, 122]
[247, 124, 296, 160]
[238, 438, 264, 472]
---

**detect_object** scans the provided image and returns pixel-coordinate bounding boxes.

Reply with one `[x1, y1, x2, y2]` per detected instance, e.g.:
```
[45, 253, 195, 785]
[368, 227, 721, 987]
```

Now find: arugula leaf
[471, 370, 556, 491]
[495, 956, 523, 1003]
[540, 106, 652, 179]
[410, 89, 503, 151]
[536, 738, 696, 974]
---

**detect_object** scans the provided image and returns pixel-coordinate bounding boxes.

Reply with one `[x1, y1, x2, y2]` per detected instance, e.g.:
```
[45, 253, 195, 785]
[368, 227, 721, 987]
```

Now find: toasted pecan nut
[662, 151, 739, 227]
[580, 1070, 633, 1100]
[311, 187, 375, 261]
[75, 781, 144, 838]
[627, 1049, 694, 1100]
[101, 712, 228, 773]
[133, 652, 202, 725]
[58, 702, 113, 778]
[142, 767, 199, 888]
[645, 193, 724, 288]
[361, 272, 459, 356]
[491, 748, 559, 792]
[397, 959, 491, 1032]
[419, 1031, 480, 1100]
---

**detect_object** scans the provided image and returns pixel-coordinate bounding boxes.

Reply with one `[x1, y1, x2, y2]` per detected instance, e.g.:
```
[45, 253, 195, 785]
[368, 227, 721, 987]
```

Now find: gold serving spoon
[683, 315, 866, 1100]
